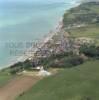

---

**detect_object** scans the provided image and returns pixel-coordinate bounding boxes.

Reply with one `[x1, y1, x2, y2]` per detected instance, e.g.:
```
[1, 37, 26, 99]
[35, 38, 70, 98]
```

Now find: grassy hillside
[63, 2, 99, 42]
[63, 2, 99, 27]
[0, 69, 14, 87]
[16, 60, 99, 100]
[16, 2, 99, 100]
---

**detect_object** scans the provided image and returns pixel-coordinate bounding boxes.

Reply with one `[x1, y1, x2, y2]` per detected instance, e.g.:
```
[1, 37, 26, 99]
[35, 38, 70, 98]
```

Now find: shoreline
[0, 18, 63, 71]
[0, 1, 82, 71]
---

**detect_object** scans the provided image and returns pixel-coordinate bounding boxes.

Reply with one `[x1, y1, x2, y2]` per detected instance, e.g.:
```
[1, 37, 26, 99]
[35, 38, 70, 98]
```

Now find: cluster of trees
[10, 51, 85, 74]
[9, 43, 99, 74]
[48, 56, 84, 68]
[41, 52, 84, 69]
[10, 60, 32, 74]
[40, 43, 99, 69]
[79, 44, 99, 58]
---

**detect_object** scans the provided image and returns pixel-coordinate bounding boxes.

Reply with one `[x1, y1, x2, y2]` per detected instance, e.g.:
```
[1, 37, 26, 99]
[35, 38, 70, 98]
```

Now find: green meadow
[0, 69, 14, 87]
[16, 60, 99, 100]
[63, 2, 99, 43]
[69, 24, 99, 38]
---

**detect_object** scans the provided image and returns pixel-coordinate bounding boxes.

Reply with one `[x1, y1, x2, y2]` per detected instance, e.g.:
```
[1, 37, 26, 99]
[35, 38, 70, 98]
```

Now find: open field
[63, 2, 99, 44]
[69, 24, 99, 45]
[0, 75, 41, 100]
[69, 24, 99, 39]
[0, 69, 15, 87]
[16, 60, 99, 100]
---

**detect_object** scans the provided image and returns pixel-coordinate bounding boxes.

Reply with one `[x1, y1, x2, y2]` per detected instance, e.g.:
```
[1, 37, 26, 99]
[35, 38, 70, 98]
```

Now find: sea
[0, 0, 80, 69]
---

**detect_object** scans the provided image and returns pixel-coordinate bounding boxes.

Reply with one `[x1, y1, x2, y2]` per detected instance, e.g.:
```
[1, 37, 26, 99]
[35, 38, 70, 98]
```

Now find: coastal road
[0, 75, 41, 100]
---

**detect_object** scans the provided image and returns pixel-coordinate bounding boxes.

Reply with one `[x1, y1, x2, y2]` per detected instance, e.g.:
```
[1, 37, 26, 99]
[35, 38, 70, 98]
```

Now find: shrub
[79, 44, 99, 58]
[10, 62, 23, 68]
[23, 60, 32, 70]
[10, 67, 22, 74]
[81, 96, 92, 100]
[44, 55, 84, 69]
[67, 56, 84, 66]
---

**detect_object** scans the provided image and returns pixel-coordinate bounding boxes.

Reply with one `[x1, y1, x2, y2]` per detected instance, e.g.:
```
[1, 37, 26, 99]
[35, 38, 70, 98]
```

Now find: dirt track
[0, 75, 41, 100]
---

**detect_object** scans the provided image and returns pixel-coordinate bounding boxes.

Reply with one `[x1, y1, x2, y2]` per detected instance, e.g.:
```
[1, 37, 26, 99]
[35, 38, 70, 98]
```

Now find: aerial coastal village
[0, 0, 99, 100]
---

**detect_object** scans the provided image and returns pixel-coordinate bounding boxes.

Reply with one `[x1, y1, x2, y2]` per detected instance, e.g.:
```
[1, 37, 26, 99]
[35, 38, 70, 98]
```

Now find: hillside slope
[16, 60, 99, 100]
[16, 2, 99, 100]
[63, 1, 99, 40]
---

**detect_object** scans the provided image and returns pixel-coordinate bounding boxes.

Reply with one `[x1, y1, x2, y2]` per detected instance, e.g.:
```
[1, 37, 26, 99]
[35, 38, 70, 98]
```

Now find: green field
[69, 24, 99, 38]
[63, 2, 99, 42]
[16, 60, 99, 100]
[69, 24, 99, 45]
[0, 69, 14, 87]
